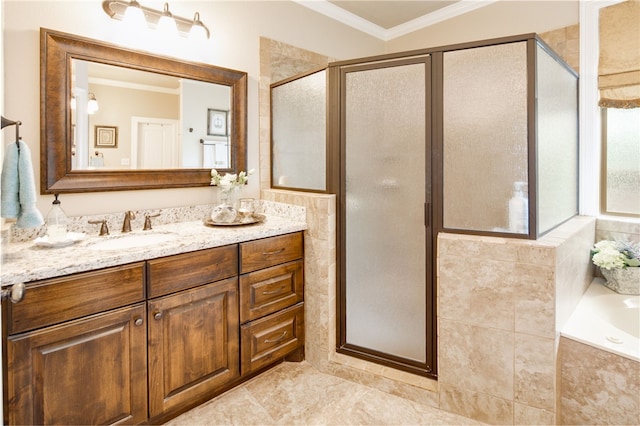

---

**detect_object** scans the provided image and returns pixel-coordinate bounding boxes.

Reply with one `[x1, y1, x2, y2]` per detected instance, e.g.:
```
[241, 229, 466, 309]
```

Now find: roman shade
[598, 0, 640, 108]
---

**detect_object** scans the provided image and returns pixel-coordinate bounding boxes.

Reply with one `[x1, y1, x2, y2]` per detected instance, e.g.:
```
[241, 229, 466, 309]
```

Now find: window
[601, 108, 640, 216]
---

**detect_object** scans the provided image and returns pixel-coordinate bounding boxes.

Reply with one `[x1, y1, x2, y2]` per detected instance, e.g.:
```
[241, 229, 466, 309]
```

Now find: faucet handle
[143, 213, 161, 231]
[88, 219, 109, 236]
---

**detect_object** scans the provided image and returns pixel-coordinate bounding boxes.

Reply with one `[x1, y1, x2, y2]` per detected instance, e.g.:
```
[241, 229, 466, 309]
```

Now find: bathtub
[562, 278, 639, 362]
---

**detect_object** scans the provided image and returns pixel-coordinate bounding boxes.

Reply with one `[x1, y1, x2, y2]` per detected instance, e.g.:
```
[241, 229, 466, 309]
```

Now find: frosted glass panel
[443, 42, 528, 233]
[536, 44, 578, 233]
[271, 70, 326, 190]
[345, 62, 427, 362]
[604, 108, 640, 215]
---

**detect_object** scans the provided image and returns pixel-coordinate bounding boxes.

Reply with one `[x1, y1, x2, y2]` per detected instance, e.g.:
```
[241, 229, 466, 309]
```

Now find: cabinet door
[147, 277, 239, 417]
[6, 304, 148, 425]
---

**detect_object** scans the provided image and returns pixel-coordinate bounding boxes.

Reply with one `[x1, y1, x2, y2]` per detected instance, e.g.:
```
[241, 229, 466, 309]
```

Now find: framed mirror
[41, 28, 247, 193]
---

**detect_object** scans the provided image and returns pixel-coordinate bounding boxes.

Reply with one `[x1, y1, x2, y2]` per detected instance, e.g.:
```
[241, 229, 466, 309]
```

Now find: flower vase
[211, 186, 239, 223]
[600, 267, 640, 295]
[219, 186, 240, 208]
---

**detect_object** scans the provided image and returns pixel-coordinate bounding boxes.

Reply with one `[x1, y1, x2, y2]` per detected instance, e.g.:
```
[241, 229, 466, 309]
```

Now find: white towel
[1, 140, 45, 228]
[90, 156, 104, 167]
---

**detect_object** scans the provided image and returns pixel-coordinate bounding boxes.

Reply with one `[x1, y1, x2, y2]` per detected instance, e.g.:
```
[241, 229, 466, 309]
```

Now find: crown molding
[293, 0, 388, 39]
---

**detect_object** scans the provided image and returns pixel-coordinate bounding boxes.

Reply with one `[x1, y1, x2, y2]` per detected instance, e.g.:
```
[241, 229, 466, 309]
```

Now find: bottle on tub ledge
[508, 181, 528, 234]
[46, 193, 68, 243]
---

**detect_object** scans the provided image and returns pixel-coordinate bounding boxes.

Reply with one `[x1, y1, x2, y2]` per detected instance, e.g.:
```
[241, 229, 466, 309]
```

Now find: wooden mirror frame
[40, 28, 247, 193]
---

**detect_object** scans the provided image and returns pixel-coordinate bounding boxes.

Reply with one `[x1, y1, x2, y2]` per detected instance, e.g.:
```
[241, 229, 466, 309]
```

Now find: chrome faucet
[121, 211, 136, 233]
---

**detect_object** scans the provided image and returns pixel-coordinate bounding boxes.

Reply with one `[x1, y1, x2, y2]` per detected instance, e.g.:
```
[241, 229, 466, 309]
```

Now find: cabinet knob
[1, 283, 25, 303]
[134, 317, 144, 326]
[154, 311, 163, 320]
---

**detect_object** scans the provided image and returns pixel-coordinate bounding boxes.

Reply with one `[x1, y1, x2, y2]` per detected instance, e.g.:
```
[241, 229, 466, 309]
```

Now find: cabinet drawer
[240, 260, 303, 323]
[6, 263, 145, 334]
[147, 244, 238, 298]
[239, 232, 303, 274]
[241, 303, 304, 374]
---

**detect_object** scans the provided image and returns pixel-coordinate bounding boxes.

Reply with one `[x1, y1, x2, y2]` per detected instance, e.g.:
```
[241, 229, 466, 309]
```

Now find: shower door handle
[424, 202, 431, 228]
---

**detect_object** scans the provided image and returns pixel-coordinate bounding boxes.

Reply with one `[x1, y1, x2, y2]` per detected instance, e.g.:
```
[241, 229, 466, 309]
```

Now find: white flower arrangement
[591, 240, 640, 270]
[210, 169, 254, 188]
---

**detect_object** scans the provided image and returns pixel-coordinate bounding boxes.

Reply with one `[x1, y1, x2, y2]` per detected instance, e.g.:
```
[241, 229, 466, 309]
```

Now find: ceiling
[294, 0, 498, 41]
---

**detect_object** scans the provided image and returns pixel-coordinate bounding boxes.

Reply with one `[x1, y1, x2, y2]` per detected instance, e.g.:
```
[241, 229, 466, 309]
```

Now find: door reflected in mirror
[71, 60, 232, 171]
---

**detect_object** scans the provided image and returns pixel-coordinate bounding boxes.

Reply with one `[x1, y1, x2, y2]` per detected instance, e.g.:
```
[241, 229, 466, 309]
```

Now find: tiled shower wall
[437, 216, 595, 424]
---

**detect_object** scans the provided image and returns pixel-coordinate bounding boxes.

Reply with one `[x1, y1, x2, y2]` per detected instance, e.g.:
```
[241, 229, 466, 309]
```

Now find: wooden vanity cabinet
[3, 263, 147, 425]
[3, 232, 305, 425]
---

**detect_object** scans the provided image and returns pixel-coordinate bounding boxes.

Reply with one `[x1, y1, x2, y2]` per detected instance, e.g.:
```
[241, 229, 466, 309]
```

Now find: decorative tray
[34, 232, 86, 248]
[204, 213, 266, 227]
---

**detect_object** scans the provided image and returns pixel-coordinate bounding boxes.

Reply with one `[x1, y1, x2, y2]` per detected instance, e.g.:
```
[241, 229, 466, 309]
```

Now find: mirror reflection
[71, 60, 232, 171]
[41, 28, 247, 193]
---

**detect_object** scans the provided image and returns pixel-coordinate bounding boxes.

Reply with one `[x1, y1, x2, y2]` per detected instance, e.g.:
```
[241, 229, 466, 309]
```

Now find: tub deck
[561, 278, 639, 362]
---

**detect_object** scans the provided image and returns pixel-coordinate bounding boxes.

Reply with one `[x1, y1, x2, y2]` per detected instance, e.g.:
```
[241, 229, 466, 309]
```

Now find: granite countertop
[1, 203, 307, 287]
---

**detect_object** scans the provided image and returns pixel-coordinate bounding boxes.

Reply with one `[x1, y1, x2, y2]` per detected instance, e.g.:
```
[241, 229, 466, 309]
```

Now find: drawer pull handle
[264, 331, 288, 344]
[262, 286, 285, 295]
[134, 317, 144, 326]
[154, 311, 163, 320]
[262, 248, 285, 256]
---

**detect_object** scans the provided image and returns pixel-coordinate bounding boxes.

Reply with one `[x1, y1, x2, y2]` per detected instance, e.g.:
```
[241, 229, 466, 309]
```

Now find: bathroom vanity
[1, 212, 306, 424]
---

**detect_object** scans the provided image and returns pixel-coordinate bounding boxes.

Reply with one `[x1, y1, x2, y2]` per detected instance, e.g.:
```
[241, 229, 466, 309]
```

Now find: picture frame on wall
[207, 109, 228, 136]
[95, 125, 118, 148]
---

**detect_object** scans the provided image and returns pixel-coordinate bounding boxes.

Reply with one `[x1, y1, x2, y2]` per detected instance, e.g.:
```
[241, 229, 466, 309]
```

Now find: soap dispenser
[508, 181, 528, 234]
[46, 193, 68, 243]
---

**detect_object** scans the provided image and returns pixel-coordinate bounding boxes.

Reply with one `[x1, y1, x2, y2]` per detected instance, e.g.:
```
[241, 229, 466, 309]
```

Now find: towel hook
[1, 115, 22, 151]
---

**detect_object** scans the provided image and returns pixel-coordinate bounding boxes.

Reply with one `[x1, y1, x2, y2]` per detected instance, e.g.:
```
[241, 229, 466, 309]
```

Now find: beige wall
[1, 0, 385, 217]
[87, 84, 179, 169]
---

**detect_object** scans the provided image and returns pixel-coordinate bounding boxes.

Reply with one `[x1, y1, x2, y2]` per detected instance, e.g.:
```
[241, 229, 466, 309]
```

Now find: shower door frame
[331, 54, 437, 379]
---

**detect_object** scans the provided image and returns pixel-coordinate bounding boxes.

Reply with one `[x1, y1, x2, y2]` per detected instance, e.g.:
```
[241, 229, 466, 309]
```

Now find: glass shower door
[340, 56, 432, 371]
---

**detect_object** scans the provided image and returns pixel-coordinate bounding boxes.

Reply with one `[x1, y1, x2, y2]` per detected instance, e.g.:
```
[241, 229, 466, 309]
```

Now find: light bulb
[123, 0, 146, 28]
[189, 12, 209, 41]
[157, 3, 178, 38]
[87, 93, 99, 115]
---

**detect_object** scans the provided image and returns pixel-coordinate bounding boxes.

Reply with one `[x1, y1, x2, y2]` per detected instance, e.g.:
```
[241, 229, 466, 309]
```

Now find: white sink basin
[88, 232, 177, 251]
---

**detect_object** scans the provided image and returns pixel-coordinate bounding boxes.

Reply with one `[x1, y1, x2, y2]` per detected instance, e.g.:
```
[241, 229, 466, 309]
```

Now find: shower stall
[271, 33, 578, 377]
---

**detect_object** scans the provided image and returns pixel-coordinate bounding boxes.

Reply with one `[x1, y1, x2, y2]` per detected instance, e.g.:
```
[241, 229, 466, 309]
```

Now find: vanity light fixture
[71, 94, 99, 114]
[87, 93, 99, 115]
[102, 0, 211, 40]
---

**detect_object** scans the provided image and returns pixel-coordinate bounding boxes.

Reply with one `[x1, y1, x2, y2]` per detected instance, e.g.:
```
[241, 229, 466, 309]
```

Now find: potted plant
[591, 240, 640, 295]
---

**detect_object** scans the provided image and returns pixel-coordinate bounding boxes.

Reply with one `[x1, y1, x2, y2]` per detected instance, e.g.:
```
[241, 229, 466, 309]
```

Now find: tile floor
[165, 361, 484, 425]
